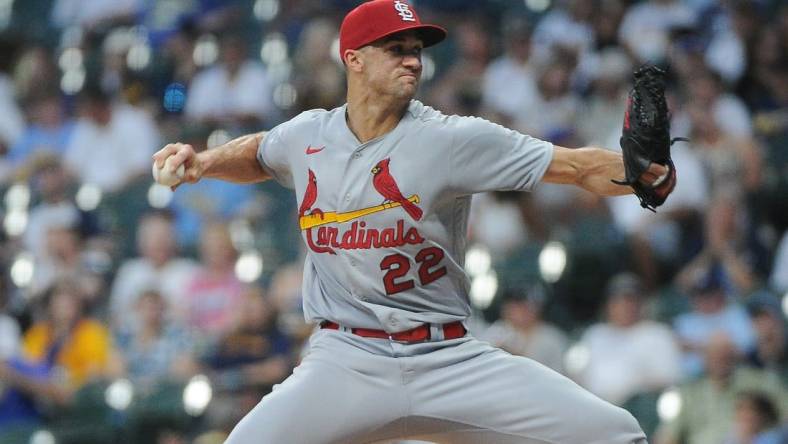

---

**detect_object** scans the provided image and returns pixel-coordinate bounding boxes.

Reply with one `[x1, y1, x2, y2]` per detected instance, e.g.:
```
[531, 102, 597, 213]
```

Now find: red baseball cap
[339, 0, 447, 62]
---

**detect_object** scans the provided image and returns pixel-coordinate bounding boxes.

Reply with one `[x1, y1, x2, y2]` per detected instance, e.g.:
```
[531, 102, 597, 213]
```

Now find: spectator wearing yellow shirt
[0, 279, 115, 407]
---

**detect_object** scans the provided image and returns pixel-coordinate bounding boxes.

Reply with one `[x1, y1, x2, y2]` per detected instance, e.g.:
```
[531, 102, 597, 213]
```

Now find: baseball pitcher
[153, 1, 677, 442]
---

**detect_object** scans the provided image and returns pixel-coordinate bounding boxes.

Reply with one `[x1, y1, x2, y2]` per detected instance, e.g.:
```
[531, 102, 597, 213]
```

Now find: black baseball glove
[613, 65, 686, 212]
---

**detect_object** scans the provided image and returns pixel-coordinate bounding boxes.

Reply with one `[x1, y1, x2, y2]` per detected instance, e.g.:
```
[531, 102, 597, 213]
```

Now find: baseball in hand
[152, 156, 185, 187]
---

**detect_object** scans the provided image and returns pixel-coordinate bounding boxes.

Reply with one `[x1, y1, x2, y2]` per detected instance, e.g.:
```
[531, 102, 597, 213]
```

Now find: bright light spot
[539, 241, 567, 283]
[75, 184, 102, 211]
[782, 292, 788, 318]
[58, 47, 83, 71]
[104, 378, 134, 411]
[525, 0, 551, 12]
[260, 33, 288, 66]
[422, 54, 436, 82]
[235, 251, 264, 283]
[126, 42, 151, 71]
[273, 83, 297, 109]
[657, 389, 682, 421]
[0, 0, 13, 30]
[229, 218, 255, 251]
[60, 67, 86, 95]
[253, 0, 279, 21]
[465, 245, 492, 277]
[207, 129, 231, 149]
[10, 252, 34, 288]
[4, 209, 28, 237]
[564, 343, 590, 375]
[193, 34, 219, 67]
[331, 37, 342, 65]
[147, 184, 174, 209]
[29, 429, 56, 444]
[5, 183, 31, 210]
[163, 83, 187, 113]
[183, 374, 212, 416]
[470, 271, 498, 309]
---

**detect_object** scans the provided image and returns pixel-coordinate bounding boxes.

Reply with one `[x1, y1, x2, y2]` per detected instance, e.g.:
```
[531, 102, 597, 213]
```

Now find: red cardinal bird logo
[299, 169, 319, 217]
[371, 158, 423, 221]
[299, 169, 335, 254]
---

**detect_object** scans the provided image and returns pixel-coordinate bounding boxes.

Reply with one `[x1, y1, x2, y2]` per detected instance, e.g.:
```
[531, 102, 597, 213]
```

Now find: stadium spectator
[110, 211, 198, 329]
[113, 289, 197, 391]
[28, 210, 103, 302]
[675, 193, 761, 297]
[481, 16, 537, 127]
[746, 294, 788, 385]
[482, 286, 568, 373]
[177, 222, 244, 343]
[22, 155, 80, 261]
[618, 0, 696, 63]
[574, 273, 681, 405]
[291, 18, 347, 112]
[673, 267, 756, 378]
[185, 33, 275, 129]
[63, 86, 160, 193]
[513, 56, 581, 144]
[0, 279, 116, 429]
[7, 93, 74, 167]
[427, 19, 491, 117]
[531, 0, 595, 62]
[204, 287, 291, 432]
[656, 333, 785, 444]
[674, 69, 753, 139]
[724, 391, 784, 444]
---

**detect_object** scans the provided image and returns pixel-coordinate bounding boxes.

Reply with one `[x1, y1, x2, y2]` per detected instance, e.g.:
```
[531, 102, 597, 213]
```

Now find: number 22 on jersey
[380, 246, 447, 295]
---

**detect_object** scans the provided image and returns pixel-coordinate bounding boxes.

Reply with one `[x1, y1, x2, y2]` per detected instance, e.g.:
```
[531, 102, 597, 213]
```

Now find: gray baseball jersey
[257, 100, 552, 332]
[232, 100, 647, 444]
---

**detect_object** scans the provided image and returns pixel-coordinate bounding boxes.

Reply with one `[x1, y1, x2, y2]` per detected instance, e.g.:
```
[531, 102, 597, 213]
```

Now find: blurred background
[0, 0, 786, 443]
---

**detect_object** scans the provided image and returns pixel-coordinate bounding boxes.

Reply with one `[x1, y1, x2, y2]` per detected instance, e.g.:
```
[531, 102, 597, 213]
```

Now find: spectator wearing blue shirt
[674, 267, 756, 378]
[7, 94, 74, 167]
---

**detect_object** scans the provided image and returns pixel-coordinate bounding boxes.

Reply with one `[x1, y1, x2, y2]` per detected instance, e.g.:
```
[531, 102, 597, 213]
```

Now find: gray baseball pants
[225, 327, 647, 444]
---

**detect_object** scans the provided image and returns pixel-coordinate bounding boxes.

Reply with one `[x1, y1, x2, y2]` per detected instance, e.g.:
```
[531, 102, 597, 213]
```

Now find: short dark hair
[737, 391, 779, 428]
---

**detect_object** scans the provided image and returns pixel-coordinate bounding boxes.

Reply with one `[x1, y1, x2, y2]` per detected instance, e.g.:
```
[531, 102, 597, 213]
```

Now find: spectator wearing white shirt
[574, 273, 682, 405]
[482, 286, 568, 374]
[531, 0, 595, 62]
[618, 0, 696, 63]
[672, 69, 754, 139]
[185, 34, 275, 129]
[109, 211, 198, 330]
[481, 17, 538, 127]
[63, 87, 159, 193]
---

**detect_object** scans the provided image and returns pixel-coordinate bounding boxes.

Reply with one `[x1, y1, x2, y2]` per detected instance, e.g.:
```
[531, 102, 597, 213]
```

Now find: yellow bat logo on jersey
[298, 194, 420, 230]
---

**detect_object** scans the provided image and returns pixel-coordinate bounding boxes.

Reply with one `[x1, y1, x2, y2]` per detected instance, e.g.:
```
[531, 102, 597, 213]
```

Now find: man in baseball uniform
[154, 1, 672, 442]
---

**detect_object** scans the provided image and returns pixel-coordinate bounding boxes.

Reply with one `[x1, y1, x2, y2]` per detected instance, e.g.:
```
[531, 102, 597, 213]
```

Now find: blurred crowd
[0, 0, 786, 443]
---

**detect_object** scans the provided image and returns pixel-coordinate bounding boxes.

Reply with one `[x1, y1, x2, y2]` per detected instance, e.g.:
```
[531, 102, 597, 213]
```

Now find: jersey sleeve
[448, 116, 554, 195]
[257, 122, 295, 189]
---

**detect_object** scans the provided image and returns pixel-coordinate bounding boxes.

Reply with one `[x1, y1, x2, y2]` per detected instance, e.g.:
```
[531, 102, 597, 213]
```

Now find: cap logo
[394, 0, 416, 22]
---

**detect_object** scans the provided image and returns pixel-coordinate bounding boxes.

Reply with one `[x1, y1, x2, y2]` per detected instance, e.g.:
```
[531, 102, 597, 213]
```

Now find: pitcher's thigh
[410, 341, 646, 444]
[226, 335, 407, 444]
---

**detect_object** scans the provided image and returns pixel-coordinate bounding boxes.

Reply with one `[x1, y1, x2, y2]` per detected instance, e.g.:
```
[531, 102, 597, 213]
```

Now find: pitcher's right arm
[153, 131, 270, 186]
